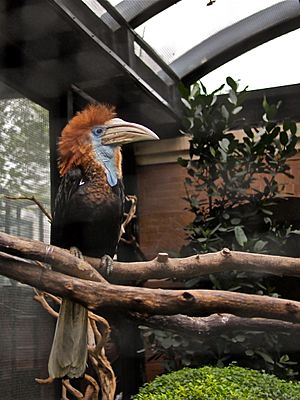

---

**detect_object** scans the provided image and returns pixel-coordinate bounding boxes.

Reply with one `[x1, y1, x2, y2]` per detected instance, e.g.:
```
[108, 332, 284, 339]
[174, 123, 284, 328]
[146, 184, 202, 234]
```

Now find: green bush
[179, 77, 299, 257]
[133, 366, 300, 400]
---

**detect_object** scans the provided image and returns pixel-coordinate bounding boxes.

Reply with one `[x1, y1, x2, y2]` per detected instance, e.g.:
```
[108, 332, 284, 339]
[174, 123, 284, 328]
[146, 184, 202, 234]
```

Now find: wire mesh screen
[0, 90, 56, 399]
[0, 95, 51, 242]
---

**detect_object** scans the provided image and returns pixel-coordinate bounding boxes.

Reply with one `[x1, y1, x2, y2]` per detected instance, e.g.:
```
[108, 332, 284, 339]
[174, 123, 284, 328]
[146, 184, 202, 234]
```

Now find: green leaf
[228, 90, 237, 105]
[221, 105, 229, 120]
[256, 350, 275, 364]
[234, 334, 246, 343]
[280, 130, 288, 146]
[209, 223, 222, 236]
[261, 208, 273, 216]
[219, 138, 230, 151]
[266, 122, 277, 132]
[226, 76, 238, 91]
[279, 354, 290, 363]
[234, 226, 247, 246]
[253, 240, 267, 252]
[178, 82, 189, 98]
[209, 146, 216, 157]
[191, 83, 200, 98]
[200, 81, 207, 94]
[283, 119, 297, 135]
[211, 83, 225, 94]
[262, 96, 269, 112]
[181, 98, 192, 109]
[232, 106, 243, 114]
[290, 121, 297, 135]
[230, 218, 241, 225]
[244, 127, 254, 138]
[177, 157, 188, 167]
[290, 229, 300, 234]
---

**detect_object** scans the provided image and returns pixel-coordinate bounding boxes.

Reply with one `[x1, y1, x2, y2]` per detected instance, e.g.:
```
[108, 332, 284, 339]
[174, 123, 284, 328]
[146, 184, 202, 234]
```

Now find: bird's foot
[70, 246, 83, 259]
[100, 255, 114, 277]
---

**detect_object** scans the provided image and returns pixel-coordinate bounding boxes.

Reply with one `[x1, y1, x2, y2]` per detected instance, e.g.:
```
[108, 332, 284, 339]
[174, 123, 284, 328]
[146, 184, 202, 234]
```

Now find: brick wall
[136, 162, 192, 259]
[136, 152, 300, 260]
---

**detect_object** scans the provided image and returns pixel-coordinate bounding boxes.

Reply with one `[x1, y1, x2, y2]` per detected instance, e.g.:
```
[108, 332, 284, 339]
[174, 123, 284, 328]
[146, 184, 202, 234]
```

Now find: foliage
[0, 98, 50, 204]
[178, 77, 298, 256]
[0, 98, 50, 244]
[141, 325, 298, 379]
[133, 365, 300, 400]
[140, 78, 300, 380]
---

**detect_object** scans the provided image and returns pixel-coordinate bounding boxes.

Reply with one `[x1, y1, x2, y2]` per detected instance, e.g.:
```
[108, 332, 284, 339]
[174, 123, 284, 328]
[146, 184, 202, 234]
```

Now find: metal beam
[101, 0, 181, 29]
[170, 0, 300, 85]
[96, 0, 180, 83]
[0, 0, 182, 139]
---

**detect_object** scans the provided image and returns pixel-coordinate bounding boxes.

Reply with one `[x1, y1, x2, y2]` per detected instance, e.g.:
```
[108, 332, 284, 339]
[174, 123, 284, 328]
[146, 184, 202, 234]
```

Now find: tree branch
[1, 253, 300, 323]
[4, 195, 52, 222]
[131, 312, 300, 341]
[88, 247, 300, 283]
[2, 232, 300, 286]
[0, 231, 106, 283]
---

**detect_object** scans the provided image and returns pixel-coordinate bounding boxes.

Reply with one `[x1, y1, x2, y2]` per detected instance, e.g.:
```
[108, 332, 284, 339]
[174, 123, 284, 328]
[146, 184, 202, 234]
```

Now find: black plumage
[48, 103, 158, 381]
[52, 166, 124, 258]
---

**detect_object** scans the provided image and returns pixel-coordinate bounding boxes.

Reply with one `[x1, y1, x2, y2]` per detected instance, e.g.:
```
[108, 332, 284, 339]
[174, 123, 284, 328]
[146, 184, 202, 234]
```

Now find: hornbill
[49, 104, 158, 379]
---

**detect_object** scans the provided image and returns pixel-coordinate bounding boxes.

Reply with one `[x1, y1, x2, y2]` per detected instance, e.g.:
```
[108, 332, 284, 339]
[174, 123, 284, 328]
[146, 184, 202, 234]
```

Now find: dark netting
[0, 284, 57, 399]
[0, 86, 56, 399]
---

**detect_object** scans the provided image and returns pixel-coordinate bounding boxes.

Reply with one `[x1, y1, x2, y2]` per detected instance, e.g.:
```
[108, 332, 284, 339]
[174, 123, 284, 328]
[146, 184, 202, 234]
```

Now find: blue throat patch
[92, 136, 118, 187]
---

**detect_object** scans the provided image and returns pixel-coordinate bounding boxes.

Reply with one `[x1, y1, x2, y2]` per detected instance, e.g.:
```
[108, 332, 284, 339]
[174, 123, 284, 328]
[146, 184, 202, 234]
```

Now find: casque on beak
[101, 118, 159, 146]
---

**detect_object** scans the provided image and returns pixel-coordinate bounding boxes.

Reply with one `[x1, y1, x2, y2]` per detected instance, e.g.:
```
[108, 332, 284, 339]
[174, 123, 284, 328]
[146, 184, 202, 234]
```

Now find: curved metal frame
[101, 0, 181, 30]
[170, 0, 300, 85]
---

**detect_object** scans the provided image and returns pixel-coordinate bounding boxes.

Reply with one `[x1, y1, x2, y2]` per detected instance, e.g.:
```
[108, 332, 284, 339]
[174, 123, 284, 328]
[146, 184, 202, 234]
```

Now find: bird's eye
[93, 127, 104, 137]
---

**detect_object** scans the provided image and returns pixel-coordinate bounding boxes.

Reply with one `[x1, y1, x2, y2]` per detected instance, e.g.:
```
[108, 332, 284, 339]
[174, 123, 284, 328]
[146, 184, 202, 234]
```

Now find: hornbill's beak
[101, 118, 159, 146]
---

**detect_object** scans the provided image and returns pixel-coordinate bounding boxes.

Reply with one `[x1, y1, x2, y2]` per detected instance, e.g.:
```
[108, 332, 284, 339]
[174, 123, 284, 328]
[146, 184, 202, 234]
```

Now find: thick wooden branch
[132, 313, 300, 356]
[1, 254, 300, 323]
[88, 248, 300, 283]
[2, 232, 300, 285]
[131, 313, 300, 340]
[0, 231, 106, 283]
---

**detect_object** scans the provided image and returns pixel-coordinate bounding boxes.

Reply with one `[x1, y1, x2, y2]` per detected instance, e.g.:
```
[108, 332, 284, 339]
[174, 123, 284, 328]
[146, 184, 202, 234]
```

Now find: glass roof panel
[82, 0, 107, 18]
[134, 0, 283, 65]
[108, 0, 123, 5]
[201, 27, 300, 91]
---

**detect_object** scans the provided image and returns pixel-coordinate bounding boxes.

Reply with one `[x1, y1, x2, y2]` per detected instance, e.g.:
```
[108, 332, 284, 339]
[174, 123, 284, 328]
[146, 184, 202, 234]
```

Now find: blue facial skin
[91, 126, 118, 187]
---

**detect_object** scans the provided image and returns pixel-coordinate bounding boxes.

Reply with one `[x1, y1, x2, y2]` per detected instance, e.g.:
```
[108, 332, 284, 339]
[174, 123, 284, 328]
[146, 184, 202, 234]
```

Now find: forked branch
[1, 251, 300, 323]
[2, 232, 300, 286]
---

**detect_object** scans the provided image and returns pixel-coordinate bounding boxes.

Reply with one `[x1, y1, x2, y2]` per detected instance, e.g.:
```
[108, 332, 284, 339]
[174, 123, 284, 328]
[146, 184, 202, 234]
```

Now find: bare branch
[131, 312, 300, 340]
[87, 248, 300, 284]
[33, 289, 58, 318]
[62, 379, 83, 399]
[4, 195, 52, 222]
[0, 231, 106, 283]
[2, 232, 300, 286]
[1, 254, 300, 323]
[119, 195, 137, 240]
[83, 374, 99, 400]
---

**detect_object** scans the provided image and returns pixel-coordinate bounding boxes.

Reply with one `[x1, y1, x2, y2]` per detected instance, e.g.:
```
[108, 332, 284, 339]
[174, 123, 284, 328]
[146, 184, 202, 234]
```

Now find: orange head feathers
[58, 104, 116, 176]
[58, 103, 159, 178]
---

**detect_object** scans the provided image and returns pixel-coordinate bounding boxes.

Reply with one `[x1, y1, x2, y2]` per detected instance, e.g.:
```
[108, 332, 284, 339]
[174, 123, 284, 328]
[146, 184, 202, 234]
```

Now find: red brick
[136, 155, 300, 259]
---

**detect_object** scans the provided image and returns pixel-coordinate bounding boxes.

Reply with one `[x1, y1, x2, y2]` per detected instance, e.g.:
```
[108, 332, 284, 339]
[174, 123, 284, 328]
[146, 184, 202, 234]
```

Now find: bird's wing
[51, 167, 83, 247]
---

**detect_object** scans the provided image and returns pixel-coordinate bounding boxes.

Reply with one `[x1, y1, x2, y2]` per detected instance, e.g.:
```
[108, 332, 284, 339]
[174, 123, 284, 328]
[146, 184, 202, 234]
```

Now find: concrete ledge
[135, 123, 300, 166]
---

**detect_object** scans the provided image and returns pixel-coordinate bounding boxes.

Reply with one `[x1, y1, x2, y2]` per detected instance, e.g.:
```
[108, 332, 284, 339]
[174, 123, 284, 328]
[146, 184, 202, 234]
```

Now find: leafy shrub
[179, 77, 299, 256]
[140, 78, 300, 379]
[133, 365, 300, 400]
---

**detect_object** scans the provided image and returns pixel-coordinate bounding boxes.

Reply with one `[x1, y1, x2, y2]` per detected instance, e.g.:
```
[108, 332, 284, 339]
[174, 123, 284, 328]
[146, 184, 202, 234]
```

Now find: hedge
[133, 365, 300, 400]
